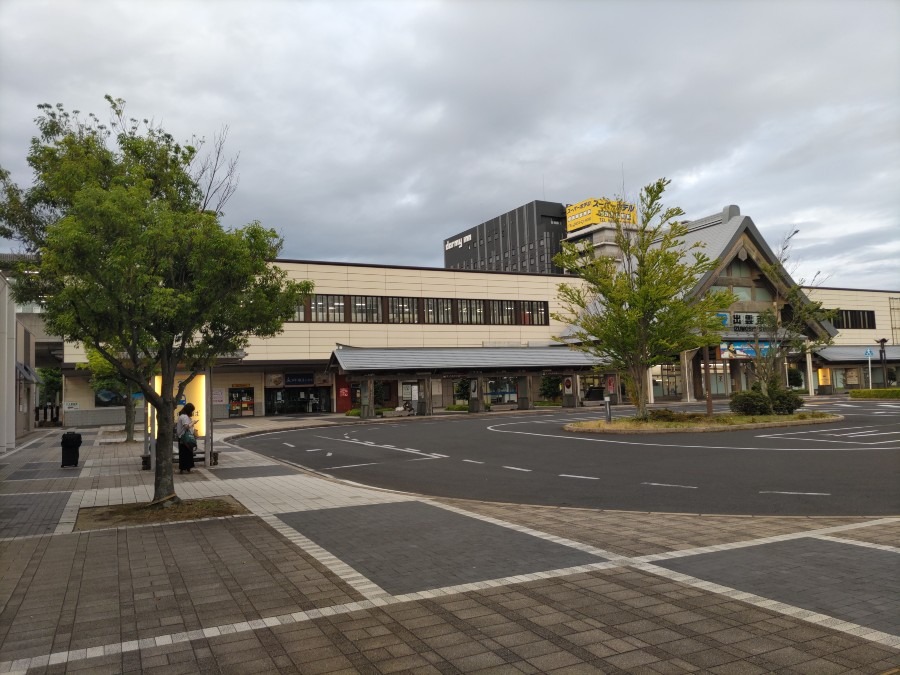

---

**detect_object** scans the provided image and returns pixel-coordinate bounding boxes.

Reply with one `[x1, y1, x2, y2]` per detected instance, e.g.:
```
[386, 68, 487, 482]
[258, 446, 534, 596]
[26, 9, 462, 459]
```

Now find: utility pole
[876, 338, 888, 388]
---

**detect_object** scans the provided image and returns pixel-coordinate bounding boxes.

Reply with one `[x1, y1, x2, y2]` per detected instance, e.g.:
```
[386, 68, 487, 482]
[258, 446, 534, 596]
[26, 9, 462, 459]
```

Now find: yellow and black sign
[566, 198, 637, 232]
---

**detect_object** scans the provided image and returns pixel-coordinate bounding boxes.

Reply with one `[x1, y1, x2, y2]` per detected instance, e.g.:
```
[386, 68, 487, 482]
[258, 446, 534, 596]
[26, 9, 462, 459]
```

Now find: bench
[141, 446, 219, 470]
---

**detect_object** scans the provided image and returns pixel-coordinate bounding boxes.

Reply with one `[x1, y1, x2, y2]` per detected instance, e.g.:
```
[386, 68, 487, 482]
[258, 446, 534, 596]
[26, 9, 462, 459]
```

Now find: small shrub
[345, 408, 361, 417]
[770, 388, 803, 414]
[444, 404, 469, 412]
[648, 409, 705, 422]
[729, 391, 772, 415]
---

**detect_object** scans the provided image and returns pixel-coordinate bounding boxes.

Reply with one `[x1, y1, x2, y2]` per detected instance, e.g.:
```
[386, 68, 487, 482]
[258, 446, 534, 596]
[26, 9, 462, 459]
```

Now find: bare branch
[190, 125, 240, 216]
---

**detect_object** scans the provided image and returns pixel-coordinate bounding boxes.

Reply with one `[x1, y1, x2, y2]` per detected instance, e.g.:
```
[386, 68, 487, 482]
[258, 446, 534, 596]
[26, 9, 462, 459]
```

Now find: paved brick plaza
[1, 417, 898, 674]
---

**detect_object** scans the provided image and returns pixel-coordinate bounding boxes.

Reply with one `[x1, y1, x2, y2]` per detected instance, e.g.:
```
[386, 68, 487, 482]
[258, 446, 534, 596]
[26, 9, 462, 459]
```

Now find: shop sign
[314, 372, 330, 386]
[846, 369, 859, 385]
[265, 373, 285, 387]
[566, 198, 637, 232]
[285, 373, 314, 386]
[818, 369, 832, 386]
[64, 401, 79, 410]
[212, 389, 225, 404]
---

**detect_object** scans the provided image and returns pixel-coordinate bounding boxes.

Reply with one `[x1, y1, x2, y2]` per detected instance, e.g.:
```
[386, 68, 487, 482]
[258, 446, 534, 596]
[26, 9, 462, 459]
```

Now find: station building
[4, 205, 898, 436]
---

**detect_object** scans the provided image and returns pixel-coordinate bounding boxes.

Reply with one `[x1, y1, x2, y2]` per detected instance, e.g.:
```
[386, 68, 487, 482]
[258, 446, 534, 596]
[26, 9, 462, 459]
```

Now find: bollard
[604, 397, 612, 424]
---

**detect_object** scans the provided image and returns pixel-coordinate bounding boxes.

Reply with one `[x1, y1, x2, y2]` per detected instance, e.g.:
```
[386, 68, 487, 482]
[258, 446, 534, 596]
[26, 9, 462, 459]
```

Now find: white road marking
[314, 435, 438, 458]
[642, 482, 697, 489]
[485, 422, 897, 451]
[462, 459, 484, 464]
[282, 442, 295, 447]
[322, 463, 378, 470]
[305, 448, 321, 452]
[759, 490, 830, 496]
[326, 452, 332, 457]
[502, 465, 532, 472]
[430, 453, 448, 458]
[560, 474, 599, 480]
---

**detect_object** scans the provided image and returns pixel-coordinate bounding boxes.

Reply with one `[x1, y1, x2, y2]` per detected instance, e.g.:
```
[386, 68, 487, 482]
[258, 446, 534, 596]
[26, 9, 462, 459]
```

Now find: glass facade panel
[490, 300, 516, 325]
[312, 294, 345, 322]
[351, 296, 382, 323]
[425, 298, 452, 324]
[388, 297, 418, 324]
[459, 299, 485, 325]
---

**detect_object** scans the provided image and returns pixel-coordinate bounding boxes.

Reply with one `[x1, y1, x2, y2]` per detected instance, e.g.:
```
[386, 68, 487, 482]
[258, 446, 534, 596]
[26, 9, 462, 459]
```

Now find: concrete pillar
[468, 375, 484, 413]
[359, 377, 375, 419]
[680, 350, 695, 403]
[562, 373, 577, 408]
[517, 375, 534, 410]
[1, 277, 15, 453]
[806, 350, 815, 396]
[417, 377, 432, 416]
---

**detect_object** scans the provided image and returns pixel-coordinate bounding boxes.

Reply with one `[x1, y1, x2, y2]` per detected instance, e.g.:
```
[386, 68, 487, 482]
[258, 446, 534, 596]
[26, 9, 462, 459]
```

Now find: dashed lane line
[462, 459, 484, 464]
[282, 442, 295, 447]
[759, 490, 831, 496]
[559, 474, 599, 480]
[502, 465, 532, 472]
[642, 482, 697, 489]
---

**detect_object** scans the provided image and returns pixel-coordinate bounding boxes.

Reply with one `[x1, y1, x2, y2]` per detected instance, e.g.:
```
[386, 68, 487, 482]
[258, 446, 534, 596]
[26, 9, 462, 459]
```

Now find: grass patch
[74, 496, 249, 531]
[849, 388, 900, 399]
[571, 410, 838, 431]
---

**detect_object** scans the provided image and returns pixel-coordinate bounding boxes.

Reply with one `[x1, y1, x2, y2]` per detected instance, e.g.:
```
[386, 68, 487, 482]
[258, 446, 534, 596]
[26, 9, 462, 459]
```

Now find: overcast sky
[1, 0, 898, 290]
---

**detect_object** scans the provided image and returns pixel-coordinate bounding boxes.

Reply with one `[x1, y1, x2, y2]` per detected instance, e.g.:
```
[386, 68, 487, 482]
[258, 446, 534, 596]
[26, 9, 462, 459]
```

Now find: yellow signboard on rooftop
[565, 198, 637, 232]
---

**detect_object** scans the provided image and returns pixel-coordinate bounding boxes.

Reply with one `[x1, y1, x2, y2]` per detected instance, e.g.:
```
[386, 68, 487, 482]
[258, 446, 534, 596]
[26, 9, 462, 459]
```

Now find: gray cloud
[1, 0, 898, 289]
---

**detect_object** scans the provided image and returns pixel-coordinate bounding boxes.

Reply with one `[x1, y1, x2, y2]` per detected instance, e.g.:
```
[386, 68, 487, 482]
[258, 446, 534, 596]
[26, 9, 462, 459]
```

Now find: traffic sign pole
[864, 348, 875, 388]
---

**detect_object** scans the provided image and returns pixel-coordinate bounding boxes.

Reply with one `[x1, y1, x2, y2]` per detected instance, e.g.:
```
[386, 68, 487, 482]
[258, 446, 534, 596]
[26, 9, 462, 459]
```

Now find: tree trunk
[124, 383, 136, 443]
[628, 366, 649, 419]
[152, 393, 179, 507]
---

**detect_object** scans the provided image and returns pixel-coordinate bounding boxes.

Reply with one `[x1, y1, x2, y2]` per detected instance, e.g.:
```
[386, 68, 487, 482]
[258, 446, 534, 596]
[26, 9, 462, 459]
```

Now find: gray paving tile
[0, 492, 72, 536]
[276, 501, 606, 595]
[208, 465, 298, 479]
[655, 537, 900, 635]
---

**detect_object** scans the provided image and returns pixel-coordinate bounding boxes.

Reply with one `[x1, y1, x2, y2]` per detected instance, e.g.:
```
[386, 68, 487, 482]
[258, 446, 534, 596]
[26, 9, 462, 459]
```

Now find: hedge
[848, 388, 900, 399]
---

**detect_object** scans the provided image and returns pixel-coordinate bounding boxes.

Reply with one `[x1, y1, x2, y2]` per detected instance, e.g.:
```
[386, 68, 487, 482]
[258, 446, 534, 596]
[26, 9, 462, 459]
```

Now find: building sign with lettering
[285, 373, 314, 386]
[730, 313, 761, 332]
[444, 233, 472, 250]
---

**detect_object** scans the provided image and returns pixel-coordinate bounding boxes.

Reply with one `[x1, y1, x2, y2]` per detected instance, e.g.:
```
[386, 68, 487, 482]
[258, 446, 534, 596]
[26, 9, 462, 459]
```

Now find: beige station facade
[59, 261, 589, 426]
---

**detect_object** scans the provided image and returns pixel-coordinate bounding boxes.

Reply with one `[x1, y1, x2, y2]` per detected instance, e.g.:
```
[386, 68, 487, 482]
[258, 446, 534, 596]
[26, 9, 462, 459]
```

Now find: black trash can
[61, 431, 82, 468]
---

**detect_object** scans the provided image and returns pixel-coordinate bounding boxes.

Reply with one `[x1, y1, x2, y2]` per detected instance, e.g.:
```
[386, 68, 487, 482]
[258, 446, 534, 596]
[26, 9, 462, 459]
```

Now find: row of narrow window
[291, 295, 549, 326]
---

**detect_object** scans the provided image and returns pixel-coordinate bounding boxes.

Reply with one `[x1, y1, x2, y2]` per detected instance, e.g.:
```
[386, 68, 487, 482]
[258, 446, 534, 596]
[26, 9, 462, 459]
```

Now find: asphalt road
[236, 399, 900, 516]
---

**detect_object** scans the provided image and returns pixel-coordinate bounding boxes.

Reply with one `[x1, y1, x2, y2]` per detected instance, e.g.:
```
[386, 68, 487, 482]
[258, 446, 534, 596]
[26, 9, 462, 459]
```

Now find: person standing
[176, 402, 197, 474]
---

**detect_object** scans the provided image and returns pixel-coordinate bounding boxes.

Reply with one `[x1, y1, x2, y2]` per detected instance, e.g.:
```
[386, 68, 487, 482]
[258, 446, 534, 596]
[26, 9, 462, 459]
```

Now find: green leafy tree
[539, 375, 561, 401]
[553, 178, 735, 419]
[454, 378, 470, 403]
[78, 346, 140, 441]
[37, 367, 62, 406]
[742, 230, 834, 396]
[2, 96, 313, 507]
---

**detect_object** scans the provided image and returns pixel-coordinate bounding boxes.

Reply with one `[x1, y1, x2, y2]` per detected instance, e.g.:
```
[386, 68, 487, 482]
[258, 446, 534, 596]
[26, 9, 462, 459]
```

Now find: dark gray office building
[443, 200, 567, 274]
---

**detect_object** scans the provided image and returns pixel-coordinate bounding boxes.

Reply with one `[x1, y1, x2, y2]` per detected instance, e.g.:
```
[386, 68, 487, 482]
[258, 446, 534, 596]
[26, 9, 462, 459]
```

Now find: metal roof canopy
[815, 345, 900, 363]
[328, 345, 605, 376]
